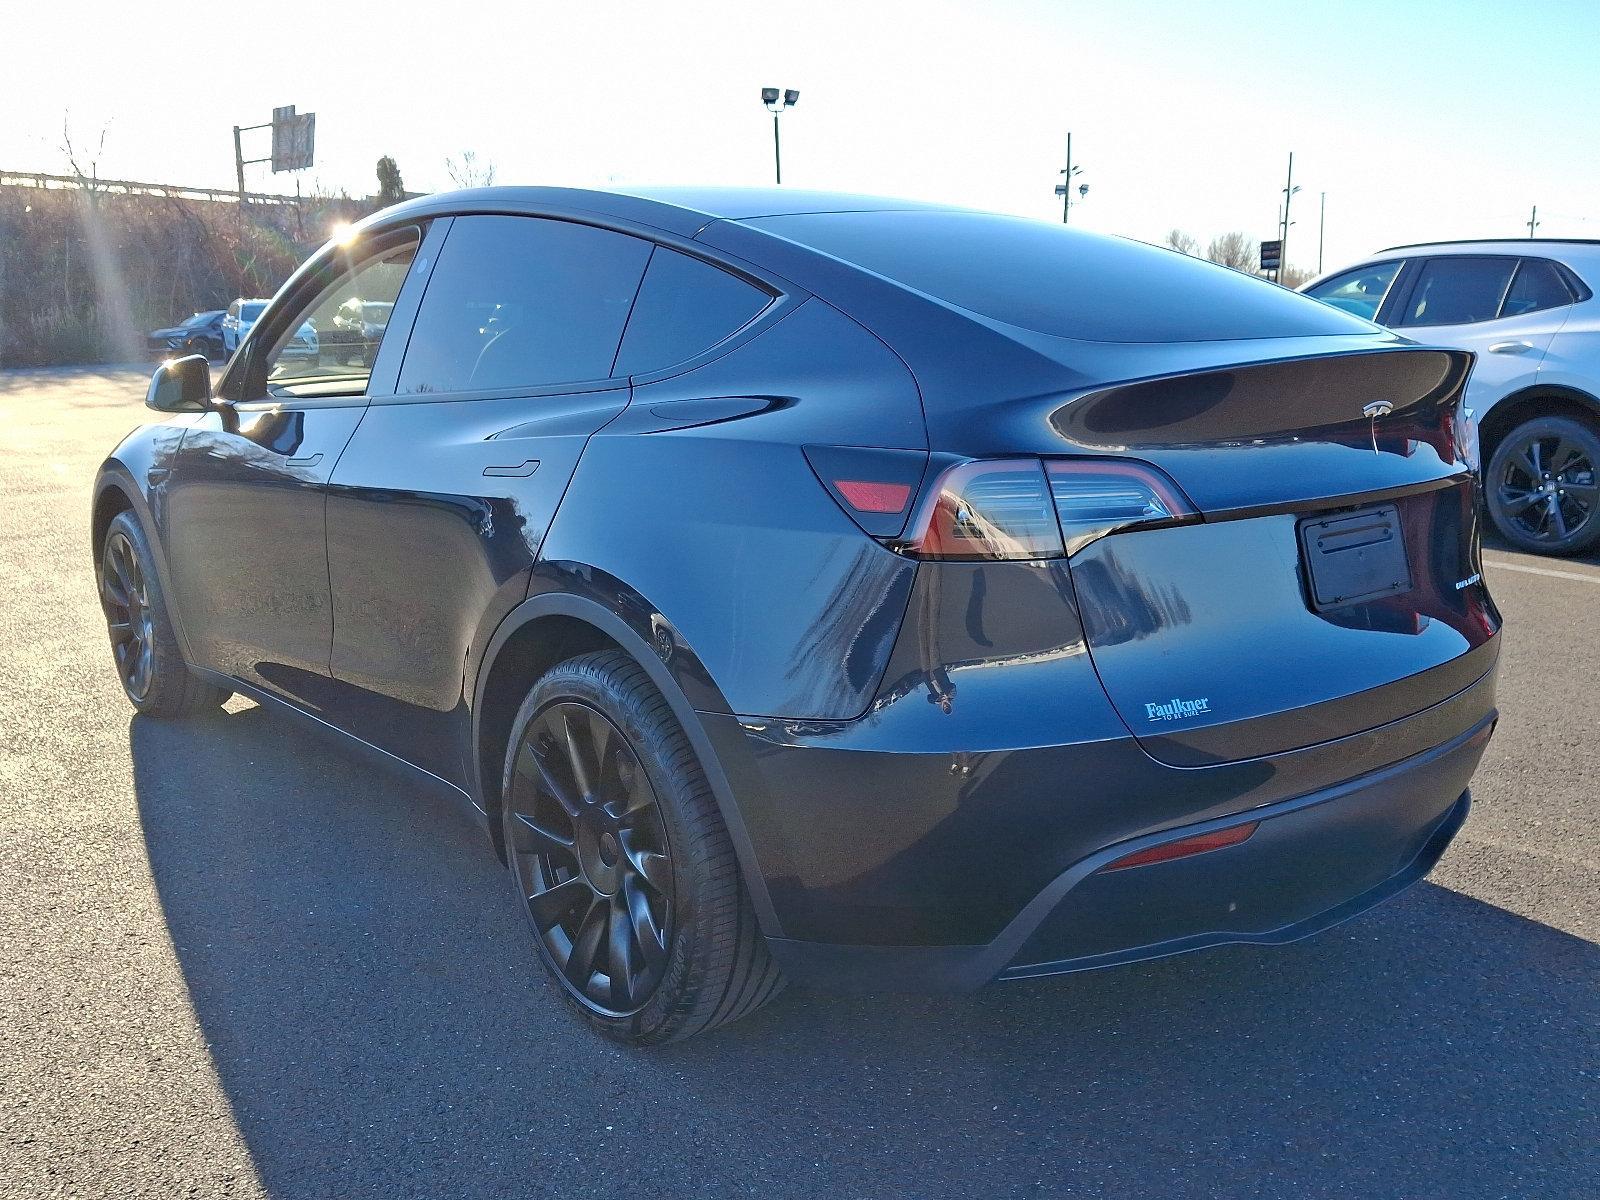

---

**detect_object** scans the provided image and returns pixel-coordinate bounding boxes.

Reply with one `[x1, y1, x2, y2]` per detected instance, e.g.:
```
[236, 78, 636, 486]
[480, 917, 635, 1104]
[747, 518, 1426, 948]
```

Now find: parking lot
[1, 365, 1594, 1198]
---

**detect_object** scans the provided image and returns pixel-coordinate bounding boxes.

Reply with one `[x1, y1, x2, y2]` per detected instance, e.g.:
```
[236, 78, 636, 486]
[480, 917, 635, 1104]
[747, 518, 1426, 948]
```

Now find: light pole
[1318, 191, 1326, 274]
[1054, 132, 1088, 223]
[761, 87, 799, 185]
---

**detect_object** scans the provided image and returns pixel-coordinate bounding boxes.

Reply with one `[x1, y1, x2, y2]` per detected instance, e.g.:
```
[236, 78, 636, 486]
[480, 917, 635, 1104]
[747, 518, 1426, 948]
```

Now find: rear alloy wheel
[1486, 415, 1600, 555]
[99, 511, 231, 716]
[501, 650, 783, 1044]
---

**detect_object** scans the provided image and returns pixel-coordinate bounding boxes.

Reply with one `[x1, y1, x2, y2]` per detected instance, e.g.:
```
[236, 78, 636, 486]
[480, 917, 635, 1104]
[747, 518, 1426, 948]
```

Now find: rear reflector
[1099, 821, 1259, 872]
[835, 480, 913, 514]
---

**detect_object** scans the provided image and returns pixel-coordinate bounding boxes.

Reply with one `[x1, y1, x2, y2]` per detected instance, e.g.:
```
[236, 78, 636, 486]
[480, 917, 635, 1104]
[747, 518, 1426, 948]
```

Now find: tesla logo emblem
[1362, 400, 1394, 454]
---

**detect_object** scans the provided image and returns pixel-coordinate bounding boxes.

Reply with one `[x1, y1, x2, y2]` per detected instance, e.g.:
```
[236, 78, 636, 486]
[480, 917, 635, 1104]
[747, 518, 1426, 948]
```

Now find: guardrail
[0, 169, 305, 205]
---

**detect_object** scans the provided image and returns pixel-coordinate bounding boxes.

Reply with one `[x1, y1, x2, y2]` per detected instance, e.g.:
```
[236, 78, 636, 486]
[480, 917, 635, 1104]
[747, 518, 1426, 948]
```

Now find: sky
[5, 0, 1599, 277]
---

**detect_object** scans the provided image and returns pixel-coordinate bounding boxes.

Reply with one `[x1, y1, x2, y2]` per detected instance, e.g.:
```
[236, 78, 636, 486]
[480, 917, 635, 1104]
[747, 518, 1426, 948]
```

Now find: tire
[500, 650, 784, 1044]
[1485, 414, 1600, 556]
[98, 511, 231, 717]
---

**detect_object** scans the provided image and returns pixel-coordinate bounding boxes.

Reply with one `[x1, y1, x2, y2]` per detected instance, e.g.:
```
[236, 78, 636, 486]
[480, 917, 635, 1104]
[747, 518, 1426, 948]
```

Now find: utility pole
[233, 125, 247, 206]
[1062, 132, 1072, 223]
[1528, 205, 1540, 238]
[1055, 133, 1086, 223]
[772, 112, 782, 185]
[1278, 152, 1295, 284]
[1318, 191, 1326, 274]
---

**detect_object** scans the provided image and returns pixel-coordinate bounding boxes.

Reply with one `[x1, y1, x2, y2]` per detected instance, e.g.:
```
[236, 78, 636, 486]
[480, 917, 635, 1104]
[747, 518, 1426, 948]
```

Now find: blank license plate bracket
[1298, 503, 1412, 611]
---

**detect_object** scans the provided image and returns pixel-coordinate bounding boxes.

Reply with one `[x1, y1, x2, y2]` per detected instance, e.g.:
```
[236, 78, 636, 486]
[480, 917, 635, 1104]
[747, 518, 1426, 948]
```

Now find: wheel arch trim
[470, 590, 783, 937]
[1477, 383, 1600, 458]
[91, 462, 200, 666]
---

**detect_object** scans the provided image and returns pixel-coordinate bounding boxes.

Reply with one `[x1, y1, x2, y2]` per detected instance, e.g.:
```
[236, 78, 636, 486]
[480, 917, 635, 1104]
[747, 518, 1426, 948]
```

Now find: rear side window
[614, 248, 772, 376]
[1501, 258, 1574, 318]
[1395, 257, 1516, 327]
[398, 216, 652, 394]
[744, 209, 1375, 342]
[1304, 261, 1402, 321]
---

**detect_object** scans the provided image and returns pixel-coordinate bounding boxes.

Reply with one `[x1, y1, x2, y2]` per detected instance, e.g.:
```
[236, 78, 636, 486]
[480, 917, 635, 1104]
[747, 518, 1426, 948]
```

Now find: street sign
[270, 105, 316, 172]
[1260, 239, 1283, 271]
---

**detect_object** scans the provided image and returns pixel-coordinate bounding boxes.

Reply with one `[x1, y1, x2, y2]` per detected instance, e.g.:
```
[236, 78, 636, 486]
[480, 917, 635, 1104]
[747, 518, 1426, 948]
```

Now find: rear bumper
[704, 644, 1497, 992]
[761, 716, 1488, 992]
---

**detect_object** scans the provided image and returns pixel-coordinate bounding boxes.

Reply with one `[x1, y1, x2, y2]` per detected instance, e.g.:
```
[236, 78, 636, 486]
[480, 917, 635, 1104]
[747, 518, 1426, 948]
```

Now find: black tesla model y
[95, 188, 1500, 1043]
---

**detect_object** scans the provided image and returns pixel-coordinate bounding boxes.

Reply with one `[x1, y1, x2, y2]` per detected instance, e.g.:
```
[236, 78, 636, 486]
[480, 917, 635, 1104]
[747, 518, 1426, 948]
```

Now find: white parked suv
[1304, 240, 1600, 555]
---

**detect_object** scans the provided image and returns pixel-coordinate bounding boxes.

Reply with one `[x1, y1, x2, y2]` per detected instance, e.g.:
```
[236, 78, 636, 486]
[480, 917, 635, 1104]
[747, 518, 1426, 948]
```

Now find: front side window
[1395, 257, 1516, 327]
[1304, 261, 1402, 321]
[1500, 258, 1574, 318]
[264, 231, 420, 395]
[397, 216, 652, 395]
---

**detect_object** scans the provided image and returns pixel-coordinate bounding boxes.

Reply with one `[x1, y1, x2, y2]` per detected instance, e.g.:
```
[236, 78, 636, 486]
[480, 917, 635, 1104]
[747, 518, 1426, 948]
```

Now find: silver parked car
[222, 297, 320, 362]
[1304, 240, 1600, 555]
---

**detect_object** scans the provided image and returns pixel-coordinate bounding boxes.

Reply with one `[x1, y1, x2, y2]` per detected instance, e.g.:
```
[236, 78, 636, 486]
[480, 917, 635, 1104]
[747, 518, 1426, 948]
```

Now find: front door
[163, 225, 430, 709]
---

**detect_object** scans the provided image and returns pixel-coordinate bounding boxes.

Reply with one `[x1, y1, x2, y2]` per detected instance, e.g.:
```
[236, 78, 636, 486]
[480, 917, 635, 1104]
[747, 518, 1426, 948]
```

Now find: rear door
[164, 227, 425, 707]
[322, 214, 655, 784]
[1389, 255, 1569, 419]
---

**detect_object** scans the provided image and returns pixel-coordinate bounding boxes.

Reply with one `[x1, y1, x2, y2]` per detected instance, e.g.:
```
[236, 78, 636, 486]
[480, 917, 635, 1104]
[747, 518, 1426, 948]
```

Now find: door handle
[483, 460, 540, 478]
[1488, 340, 1535, 355]
[286, 452, 323, 467]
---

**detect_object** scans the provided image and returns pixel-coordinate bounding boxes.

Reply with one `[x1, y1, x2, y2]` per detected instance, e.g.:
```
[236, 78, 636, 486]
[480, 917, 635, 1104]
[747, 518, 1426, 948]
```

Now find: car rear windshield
[743, 210, 1374, 342]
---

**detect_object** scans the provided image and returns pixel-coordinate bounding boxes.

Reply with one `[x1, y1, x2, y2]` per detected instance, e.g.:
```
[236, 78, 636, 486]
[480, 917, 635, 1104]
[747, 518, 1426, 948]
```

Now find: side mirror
[146, 354, 212, 413]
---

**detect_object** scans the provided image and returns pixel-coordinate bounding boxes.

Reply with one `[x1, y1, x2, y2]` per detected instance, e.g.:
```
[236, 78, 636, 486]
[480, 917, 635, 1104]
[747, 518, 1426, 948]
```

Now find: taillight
[899, 459, 1063, 561]
[893, 457, 1198, 561]
[1046, 459, 1198, 555]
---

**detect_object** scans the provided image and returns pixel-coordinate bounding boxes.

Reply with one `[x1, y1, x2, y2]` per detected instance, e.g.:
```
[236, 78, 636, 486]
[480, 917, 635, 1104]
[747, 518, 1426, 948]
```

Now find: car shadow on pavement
[130, 706, 1598, 1200]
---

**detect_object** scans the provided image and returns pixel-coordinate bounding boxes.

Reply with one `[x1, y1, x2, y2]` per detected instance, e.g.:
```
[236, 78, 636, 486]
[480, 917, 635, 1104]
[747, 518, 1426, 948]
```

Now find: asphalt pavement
[0, 365, 1594, 1199]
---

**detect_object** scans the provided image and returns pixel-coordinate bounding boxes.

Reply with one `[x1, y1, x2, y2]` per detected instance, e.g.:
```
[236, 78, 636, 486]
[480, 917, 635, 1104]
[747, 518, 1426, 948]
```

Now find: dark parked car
[145, 310, 225, 359]
[93, 187, 1500, 1045]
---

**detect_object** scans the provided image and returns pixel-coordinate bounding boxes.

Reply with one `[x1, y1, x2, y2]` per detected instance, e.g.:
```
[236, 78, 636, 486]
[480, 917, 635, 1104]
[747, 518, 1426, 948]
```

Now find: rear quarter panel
[538, 298, 926, 720]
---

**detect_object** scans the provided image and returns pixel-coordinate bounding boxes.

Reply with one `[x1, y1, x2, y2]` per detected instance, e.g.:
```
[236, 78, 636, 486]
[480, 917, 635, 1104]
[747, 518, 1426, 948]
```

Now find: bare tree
[1206, 231, 1259, 273]
[60, 113, 110, 196]
[1278, 264, 1315, 289]
[445, 150, 498, 188]
[1165, 229, 1200, 257]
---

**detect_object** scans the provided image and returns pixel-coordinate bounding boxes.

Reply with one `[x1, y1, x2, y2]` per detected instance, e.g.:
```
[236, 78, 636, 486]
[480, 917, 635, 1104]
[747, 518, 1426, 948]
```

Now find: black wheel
[1486, 415, 1600, 555]
[501, 650, 783, 1044]
[99, 511, 231, 716]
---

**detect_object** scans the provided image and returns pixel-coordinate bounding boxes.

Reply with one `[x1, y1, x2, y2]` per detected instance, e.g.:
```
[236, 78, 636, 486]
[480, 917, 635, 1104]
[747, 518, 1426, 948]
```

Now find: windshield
[745, 209, 1376, 342]
[240, 303, 267, 322]
[180, 312, 213, 328]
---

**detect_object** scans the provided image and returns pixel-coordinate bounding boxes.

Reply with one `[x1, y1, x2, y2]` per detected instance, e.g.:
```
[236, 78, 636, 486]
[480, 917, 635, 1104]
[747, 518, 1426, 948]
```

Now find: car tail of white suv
[1304, 240, 1600, 555]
